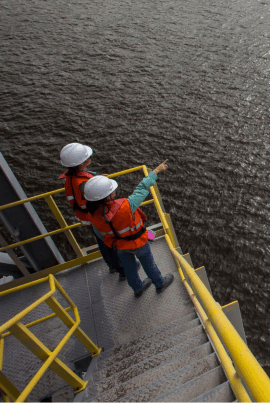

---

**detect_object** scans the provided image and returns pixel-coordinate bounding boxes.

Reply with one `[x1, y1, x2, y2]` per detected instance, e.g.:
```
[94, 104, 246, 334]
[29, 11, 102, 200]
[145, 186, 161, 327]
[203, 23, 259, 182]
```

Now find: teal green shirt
[128, 171, 158, 214]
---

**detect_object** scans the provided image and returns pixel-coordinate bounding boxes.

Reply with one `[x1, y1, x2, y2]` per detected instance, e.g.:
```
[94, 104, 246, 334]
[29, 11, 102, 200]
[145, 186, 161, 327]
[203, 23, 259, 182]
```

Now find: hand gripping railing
[0, 274, 102, 402]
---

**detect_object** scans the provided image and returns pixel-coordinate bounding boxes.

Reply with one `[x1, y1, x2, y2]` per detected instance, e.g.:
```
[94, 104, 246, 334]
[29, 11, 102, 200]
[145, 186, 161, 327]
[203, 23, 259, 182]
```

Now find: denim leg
[135, 242, 164, 288]
[94, 235, 125, 275]
[118, 251, 144, 291]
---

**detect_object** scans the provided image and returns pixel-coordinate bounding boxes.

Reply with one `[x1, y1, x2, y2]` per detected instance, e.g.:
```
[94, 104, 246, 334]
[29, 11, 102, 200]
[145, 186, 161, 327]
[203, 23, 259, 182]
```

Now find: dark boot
[119, 273, 127, 281]
[134, 278, 152, 298]
[156, 273, 174, 294]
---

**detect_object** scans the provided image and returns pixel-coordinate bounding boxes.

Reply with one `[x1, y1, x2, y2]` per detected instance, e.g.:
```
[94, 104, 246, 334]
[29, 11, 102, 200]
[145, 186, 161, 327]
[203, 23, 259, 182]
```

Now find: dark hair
[86, 198, 111, 216]
[65, 166, 80, 177]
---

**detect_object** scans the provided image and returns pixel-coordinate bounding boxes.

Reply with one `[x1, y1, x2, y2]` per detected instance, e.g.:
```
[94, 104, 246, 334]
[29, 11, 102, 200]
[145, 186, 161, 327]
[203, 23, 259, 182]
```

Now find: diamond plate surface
[87, 339, 212, 402]
[86, 237, 194, 350]
[0, 236, 196, 401]
[116, 353, 219, 403]
[95, 312, 198, 372]
[95, 318, 201, 380]
[0, 264, 97, 401]
[94, 318, 201, 376]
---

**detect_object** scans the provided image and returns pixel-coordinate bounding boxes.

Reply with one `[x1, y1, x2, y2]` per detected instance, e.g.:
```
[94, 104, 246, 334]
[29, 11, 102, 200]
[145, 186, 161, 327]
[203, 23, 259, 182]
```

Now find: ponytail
[86, 198, 111, 215]
[65, 166, 80, 177]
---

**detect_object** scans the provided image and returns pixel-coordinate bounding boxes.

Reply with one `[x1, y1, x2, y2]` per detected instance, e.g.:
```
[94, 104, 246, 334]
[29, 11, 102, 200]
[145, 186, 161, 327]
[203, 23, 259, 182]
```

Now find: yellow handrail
[0, 275, 102, 401]
[164, 235, 270, 402]
[0, 165, 153, 256]
[165, 234, 251, 402]
[1, 164, 270, 402]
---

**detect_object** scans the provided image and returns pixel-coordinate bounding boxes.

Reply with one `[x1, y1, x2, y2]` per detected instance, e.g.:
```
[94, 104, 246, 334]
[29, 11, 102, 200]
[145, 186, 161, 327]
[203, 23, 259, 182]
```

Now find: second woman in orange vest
[59, 142, 126, 279]
[83, 160, 174, 298]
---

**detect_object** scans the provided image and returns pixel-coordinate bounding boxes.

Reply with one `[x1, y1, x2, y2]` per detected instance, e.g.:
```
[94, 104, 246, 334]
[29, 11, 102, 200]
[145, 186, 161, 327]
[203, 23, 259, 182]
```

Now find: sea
[1, 0, 270, 375]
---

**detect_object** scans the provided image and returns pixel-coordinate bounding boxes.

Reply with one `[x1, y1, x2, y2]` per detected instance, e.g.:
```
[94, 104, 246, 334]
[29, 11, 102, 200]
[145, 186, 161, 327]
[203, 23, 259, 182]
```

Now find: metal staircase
[1, 161, 270, 402]
[75, 314, 235, 402]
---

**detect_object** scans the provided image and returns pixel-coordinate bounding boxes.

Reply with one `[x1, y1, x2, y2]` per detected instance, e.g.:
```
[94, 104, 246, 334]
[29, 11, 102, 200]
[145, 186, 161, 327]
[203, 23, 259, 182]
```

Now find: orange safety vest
[59, 170, 94, 213]
[82, 198, 148, 250]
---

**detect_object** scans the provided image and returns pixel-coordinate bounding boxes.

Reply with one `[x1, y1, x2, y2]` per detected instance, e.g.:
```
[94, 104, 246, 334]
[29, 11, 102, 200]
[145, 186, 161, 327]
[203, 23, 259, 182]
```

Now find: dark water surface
[1, 0, 270, 374]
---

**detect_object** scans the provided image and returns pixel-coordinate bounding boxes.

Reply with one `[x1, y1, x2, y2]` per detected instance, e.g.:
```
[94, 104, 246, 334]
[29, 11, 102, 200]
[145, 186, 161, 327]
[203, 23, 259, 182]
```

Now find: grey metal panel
[0, 252, 32, 278]
[0, 152, 64, 271]
[195, 266, 213, 295]
[222, 302, 247, 345]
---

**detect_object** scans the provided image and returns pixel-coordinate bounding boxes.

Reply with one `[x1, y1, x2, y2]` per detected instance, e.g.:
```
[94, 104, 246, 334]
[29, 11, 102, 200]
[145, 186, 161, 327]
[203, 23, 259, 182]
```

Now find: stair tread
[151, 365, 227, 402]
[92, 317, 201, 377]
[84, 325, 205, 399]
[92, 322, 208, 381]
[87, 347, 218, 402]
[95, 312, 198, 370]
[190, 380, 235, 402]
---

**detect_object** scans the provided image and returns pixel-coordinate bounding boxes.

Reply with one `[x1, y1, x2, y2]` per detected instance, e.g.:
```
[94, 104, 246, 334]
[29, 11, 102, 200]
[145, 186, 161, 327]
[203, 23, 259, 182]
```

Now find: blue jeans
[118, 242, 164, 292]
[94, 234, 125, 275]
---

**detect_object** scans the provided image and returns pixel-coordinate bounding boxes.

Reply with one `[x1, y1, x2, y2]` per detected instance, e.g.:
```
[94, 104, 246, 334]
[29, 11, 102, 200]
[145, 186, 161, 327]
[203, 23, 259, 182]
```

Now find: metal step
[93, 316, 200, 375]
[91, 335, 210, 394]
[190, 380, 235, 402]
[94, 312, 197, 370]
[86, 325, 205, 388]
[115, 353, 220, 402]
[151, 366, 227, 402]
[94, 321, 204, 382]
[86, 341, 213, 402]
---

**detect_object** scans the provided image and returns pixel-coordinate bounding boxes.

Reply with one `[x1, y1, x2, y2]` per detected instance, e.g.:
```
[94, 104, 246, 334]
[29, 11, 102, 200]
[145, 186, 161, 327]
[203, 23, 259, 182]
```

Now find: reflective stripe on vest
[78, 199, 148, 249]
[81, 220, 92, 226]
[117, 218, 143, 235]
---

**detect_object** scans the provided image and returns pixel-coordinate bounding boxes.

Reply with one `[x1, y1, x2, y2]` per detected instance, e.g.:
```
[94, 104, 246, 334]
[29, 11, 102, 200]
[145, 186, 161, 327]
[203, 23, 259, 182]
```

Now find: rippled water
[1, 0, 270, 374]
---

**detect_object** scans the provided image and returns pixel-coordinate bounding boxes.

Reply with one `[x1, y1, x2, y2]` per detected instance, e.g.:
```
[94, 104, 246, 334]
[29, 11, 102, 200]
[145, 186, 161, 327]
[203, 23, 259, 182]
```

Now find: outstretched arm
[128, 160, 169, 214]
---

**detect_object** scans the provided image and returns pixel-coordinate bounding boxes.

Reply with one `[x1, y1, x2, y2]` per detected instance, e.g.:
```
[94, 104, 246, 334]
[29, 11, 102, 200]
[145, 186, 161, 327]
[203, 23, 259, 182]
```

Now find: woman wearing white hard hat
[59, 142, 126, 278]
[83, 160, 174, 298]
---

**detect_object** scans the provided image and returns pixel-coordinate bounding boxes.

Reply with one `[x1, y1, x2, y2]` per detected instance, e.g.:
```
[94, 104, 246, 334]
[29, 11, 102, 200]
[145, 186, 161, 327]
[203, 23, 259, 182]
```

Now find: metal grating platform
[0, 235, 195, 401]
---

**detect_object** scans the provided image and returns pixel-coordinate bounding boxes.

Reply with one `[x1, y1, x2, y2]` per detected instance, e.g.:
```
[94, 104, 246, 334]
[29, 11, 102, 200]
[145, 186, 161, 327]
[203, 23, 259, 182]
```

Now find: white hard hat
[84, 176, 118, 201]
[60, 143, 93, 167]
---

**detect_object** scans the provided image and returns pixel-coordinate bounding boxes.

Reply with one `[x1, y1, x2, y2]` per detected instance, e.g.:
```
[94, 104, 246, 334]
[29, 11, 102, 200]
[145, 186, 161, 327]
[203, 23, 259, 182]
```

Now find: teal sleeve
[128, 171, 158, 214]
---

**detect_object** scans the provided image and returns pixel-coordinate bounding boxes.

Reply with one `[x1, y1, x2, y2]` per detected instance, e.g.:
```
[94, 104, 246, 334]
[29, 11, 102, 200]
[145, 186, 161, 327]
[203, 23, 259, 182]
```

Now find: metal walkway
[0, 234, 236, 402]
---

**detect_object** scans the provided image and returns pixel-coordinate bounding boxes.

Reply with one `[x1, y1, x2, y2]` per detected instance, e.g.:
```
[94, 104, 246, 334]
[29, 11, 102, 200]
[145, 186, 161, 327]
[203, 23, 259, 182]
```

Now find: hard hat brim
[60, 145, 93, 167]
[110, 179, 118, 194]
[93, 179, 118, 200]
[84, 146, 93, 160]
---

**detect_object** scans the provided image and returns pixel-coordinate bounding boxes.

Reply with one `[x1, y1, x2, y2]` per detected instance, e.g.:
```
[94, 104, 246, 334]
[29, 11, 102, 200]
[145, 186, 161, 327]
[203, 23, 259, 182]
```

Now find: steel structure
[0, 164, 269, 402]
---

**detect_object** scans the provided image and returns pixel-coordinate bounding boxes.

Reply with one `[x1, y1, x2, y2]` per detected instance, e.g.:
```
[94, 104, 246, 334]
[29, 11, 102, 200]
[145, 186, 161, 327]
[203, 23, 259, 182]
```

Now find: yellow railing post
[46, 295, 101, 356]
[0, 275, 102, 401]
[10, 321, 87, 402]
[44, 195, 84, 257]
[0, 371, 21, 402]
